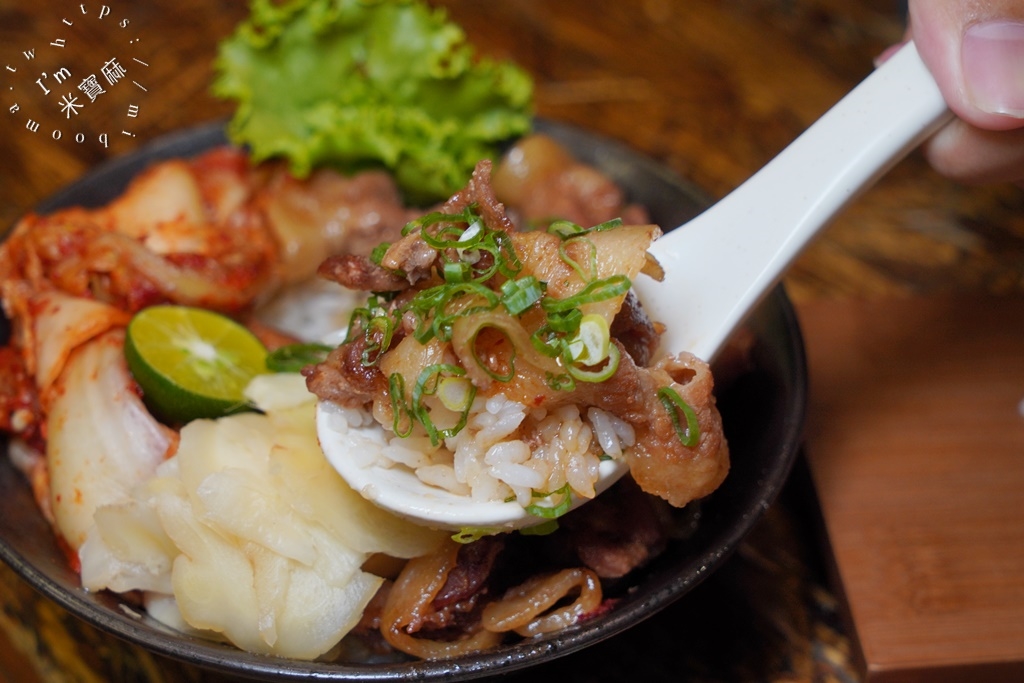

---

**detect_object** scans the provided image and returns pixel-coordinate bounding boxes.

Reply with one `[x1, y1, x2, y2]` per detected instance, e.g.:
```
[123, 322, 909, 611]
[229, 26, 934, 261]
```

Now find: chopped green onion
[657, 386, 701, 448]
[412, 364, 474, 445]
[402, 206, 480, 237]
[501, 275, 544, 315]
[455, 222, 485, 265]
[519, 519, 559, 536]
[545, 308, 583, 334]
[443, 260, 471, 283]
[589, 217, 624, 232]
[544, 371, 576, 391]
[422, 223, 476, 250]
[345, 294, 392, 344]
[530, 326, 566, 358]
[547, 217, 623, 240]
[567, 342, 620, 383]
[491, 230, 523, 279]
[369, 242, 391, 266]
[470, 325, 516, 382]
[547, 219, 585, 239]
[435, 284, 500, 342]
[389, 373, 414, 438]
[458, 220, 483, 245]
[525, 483, 573, 519]
[361, 315, 394, 366]
[407, 282, 500, 344]
[567, 314, 610, 364]
[452, 527, 497, 544]
[437, 376, 474, 412]
[559, 235, 598, 282]
[541, 274, 631, 313]
[265, 343, 334, 373]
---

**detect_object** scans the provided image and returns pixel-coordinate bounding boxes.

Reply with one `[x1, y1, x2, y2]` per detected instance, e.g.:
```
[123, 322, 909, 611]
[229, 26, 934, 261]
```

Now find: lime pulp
[124, 305, 268, 424]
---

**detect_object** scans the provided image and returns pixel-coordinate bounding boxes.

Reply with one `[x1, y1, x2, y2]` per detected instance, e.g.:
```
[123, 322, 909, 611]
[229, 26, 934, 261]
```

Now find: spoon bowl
[317, 42, 951, 531]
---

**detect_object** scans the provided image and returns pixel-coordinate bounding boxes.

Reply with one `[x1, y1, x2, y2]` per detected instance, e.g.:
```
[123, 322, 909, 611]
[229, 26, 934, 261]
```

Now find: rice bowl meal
[0, 0, 806, 675]
[0, 115, 729, 659]
[0, 118, 807, 679]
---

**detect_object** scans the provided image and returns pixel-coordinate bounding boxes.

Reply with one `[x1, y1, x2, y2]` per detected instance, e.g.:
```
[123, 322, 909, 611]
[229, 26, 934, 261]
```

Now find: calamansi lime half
[124, 305, 268, 424]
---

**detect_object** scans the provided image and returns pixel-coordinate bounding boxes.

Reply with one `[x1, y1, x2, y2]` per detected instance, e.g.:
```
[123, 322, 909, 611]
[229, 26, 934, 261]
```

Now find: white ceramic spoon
[316, 42, 952, 531]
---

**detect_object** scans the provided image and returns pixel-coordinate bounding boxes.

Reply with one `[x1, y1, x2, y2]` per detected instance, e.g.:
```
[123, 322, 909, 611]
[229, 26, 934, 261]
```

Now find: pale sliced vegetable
[48, 330, 175, 550]
[243, 371, 314, 413]
[266, 401, 447, 559]
[30, 290, 131, 399]
[79, 497, 177, 594]
[81, 372, 442, 659]
[103, 160, 206, 240]
[195, 468, 319, 566]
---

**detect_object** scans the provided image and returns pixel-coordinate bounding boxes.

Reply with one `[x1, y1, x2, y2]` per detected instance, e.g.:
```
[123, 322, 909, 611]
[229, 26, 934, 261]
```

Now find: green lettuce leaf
[212, 0, 534, 204]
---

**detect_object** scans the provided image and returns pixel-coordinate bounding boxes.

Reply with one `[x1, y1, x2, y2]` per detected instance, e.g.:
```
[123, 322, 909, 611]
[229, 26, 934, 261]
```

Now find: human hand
[904, 0, 1024, 186]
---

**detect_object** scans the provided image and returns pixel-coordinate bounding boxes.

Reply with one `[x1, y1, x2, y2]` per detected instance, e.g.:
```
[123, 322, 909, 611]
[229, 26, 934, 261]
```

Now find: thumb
[910, 0, 1024, 131]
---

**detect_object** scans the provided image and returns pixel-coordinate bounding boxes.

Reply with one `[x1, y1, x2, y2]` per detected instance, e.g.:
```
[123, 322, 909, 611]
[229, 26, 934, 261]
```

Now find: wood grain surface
[1, 0, 1022, 681]
[801, 296, 1024, 683]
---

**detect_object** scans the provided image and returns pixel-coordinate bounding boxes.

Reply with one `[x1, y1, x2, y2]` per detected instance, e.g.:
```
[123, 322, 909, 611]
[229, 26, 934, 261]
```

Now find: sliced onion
[380, 540, 502, 659]
[480, 568, 602, 637]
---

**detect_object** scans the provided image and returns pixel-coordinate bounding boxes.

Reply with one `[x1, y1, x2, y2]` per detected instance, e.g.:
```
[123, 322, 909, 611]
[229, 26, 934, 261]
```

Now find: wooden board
[799, 296, 1024, 683]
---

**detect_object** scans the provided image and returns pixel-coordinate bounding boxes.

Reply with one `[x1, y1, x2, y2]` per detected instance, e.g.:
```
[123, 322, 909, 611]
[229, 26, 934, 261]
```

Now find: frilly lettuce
[212, 0, 534, 204]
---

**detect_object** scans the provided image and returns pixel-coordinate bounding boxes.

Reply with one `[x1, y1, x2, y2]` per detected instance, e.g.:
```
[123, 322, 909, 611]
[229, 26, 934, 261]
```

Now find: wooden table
[1, 1, 1022, 681]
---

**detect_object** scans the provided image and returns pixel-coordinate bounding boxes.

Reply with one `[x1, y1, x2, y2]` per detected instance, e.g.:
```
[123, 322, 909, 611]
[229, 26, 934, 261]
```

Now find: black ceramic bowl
[0, 120, 806, 681]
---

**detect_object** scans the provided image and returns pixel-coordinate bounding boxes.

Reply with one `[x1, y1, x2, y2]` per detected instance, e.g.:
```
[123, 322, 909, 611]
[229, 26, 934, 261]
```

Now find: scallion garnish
[657, 386, 701, 448]
[541, 274, 631, 313]
[547, 219, 585, 239]
[437, 376, 474, 412]
[500, 275, 544, 315]
[407, 282, 499, 344]
[545, 308, 583, 334]
[360, 315, 394, 366]
[530, 326, 565, 358]
[491, 229, 523, 279]
[452, 527, 497, 544]
[559, 235, 598, 282]
[544, 371, 575, 391]
[389, 373, 414, 438]
[524, 483, 573, 519]
[519, 519, 559, 536]
[443, 260, 471, 283]
[566, 342, 620, 383]
[411, 364, 475, 446]
[566, 314, 610, 365]
[265, 342, 334, 373]
[369, 242, 391, 266]
[589, 217, 623, 232]
[547, 217, 622, 239]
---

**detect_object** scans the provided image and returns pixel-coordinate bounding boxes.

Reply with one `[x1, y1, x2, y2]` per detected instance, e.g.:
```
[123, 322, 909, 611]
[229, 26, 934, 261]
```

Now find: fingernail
[962, 20, 1024, 118]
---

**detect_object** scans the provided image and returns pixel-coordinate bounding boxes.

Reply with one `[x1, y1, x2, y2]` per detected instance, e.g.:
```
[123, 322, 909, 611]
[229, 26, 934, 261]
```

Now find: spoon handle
[643, 41, 952, 361]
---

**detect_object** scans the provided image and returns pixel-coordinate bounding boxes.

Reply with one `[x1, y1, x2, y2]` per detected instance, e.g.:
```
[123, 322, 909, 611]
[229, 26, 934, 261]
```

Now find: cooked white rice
[377, 394, 635, 509]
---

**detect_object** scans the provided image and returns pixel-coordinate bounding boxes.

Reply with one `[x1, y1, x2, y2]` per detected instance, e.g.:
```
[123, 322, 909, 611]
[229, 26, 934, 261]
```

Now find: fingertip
[873, 40, 908, 68]
[924, 119, 1024, 185]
